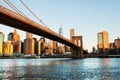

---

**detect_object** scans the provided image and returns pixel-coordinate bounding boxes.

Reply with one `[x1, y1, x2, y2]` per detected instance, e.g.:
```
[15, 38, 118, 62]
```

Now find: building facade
[98, 31, 109, 54]
[70, 29, 75, 40]
[3, 41, 13, 56]
[0, 32, 4, 56]
[24, 32, 34, 55]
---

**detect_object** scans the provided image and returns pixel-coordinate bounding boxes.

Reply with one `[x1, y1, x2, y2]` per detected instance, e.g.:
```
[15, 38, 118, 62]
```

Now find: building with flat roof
[98, 31, 109, 54]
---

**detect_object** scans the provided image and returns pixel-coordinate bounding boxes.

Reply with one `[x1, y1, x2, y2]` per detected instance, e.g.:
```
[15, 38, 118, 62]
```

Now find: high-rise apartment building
[98, 31, 109, 53]
[0, 32, 4, 56]
[70, 29, 75, 40]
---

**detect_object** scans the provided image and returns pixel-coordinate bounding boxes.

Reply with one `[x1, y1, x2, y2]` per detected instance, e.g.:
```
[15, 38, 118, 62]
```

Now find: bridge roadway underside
[0, 6, 78, 49]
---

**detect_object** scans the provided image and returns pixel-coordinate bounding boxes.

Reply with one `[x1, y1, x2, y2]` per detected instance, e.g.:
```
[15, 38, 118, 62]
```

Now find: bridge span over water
[0, 6, 83, 58]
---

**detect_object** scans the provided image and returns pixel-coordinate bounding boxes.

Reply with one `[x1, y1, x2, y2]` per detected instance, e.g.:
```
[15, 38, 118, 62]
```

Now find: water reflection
[0, 58, 120, 79]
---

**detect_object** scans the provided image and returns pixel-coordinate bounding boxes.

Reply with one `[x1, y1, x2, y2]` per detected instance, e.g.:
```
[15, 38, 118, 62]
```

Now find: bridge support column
[71, 36, 83, 58]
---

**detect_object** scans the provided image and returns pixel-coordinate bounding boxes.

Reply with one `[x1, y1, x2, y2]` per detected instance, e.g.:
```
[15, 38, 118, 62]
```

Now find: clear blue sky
[1, 0, 120, 52]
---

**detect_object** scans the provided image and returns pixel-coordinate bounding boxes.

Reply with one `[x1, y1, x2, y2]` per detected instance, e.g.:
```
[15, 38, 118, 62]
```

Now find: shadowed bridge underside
[0, 6, 79, 49]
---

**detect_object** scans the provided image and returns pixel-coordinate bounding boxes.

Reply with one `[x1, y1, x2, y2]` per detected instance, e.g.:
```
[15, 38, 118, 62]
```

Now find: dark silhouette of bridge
[0, 6, 83, 58]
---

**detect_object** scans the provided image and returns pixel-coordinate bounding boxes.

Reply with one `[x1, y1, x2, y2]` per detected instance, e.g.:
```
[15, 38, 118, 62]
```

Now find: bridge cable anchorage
[3, 0, 27, 17]
[19, 0, 48, 28]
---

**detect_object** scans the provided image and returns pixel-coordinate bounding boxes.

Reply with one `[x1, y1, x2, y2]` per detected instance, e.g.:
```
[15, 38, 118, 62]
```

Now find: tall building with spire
[13, 29, 17, 41]
[0, 32, 4, 56]
[98, 31, 109, 54]
[59, 26, 63, 35]
[11, 29, 21, 53]
[24, 32, 34, 55]
[58, 26, 65, 54]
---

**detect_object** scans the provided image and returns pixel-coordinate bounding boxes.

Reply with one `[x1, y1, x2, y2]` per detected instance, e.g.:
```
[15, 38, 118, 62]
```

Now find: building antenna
[19, 0, 48, 27]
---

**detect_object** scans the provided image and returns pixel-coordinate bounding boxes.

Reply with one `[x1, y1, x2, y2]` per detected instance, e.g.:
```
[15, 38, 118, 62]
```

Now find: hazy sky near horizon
[1, 0, 120, 52]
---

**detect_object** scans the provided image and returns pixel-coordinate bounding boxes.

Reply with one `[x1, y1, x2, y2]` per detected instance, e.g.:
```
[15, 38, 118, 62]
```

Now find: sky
[0, 0, 120, 52]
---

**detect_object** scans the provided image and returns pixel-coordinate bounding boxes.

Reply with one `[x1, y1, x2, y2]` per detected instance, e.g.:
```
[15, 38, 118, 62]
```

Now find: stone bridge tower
[72, 36, 83, 58]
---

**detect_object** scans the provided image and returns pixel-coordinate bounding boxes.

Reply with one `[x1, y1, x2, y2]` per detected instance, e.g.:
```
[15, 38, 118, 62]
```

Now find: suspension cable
[19, 0, 48, 27]
[4, 0, 26, 17]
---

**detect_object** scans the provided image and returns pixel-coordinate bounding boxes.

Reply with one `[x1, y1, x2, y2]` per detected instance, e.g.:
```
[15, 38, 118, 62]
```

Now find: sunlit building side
[53, 41, 57, 53]
[24, 32, 34, 55]
[9, 29, 21, 53]
[0, 32, 4, 56]
[37, 39, 41, 56]
[40, 38, 46, 55]
[70, 29, 75, 40]
[3, 41, 13, 56]
[98, 31, 109, 54]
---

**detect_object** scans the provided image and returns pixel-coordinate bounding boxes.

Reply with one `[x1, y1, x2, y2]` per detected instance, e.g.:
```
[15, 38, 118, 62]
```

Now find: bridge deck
[0, 6, 79, 48]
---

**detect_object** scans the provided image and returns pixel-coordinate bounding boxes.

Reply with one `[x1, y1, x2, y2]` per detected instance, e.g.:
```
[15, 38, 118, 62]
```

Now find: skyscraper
[3, 41, 13, 56]
[59, 26, 63, 35]
[98, 31, 109, 54]
[70, 29, 75, 40]
[12, 29, 21, 53]
[13, 29, 17, 41]
[24, 32, 34, 55]
[0, 32, 4, 56]
[8, 33, 13, 41]
[26, 32, 33, 39]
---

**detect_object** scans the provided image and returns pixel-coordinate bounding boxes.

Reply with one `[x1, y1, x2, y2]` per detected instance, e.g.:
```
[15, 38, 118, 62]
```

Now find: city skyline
[1, 0, 120, 52]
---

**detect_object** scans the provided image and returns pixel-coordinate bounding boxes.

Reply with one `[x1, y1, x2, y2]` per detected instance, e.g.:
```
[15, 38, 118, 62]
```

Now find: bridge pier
[71, 36, 83, 58]
[72, 48, 83, 58]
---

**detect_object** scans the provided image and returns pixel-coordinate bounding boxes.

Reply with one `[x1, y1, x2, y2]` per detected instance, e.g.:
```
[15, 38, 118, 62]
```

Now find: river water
[0, 58, 120, 80]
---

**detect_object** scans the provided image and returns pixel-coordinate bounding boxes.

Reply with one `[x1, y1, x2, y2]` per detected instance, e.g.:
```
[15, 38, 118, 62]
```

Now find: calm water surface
[0, 58, 120, 80]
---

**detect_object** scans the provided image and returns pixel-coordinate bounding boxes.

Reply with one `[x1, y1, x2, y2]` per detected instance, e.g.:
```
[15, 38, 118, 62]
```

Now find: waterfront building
[58, 27, 65, 54]
[40, 38, 46, 54]
[109, 42, 115, 49]
[0, 32, 4, 56]
[11, 29, 21, 53]
[37, 39, 41, 56]
[114, 37, 120, 54]
[98, 31, 109, 54]
[65, 45, 71, 52]
[56, 44, 65, 54]
[114, 37, 120, 48]
[53, 41, 57, 53]
[13, 41, 21, 53]
[3, 41, 13, 56]
[92, 46, 96, 53]
[70, 29, 75, 40]
[33, 38, 37, 55]
[24, 32, 34, 55]
[46, 40, 53, 55]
